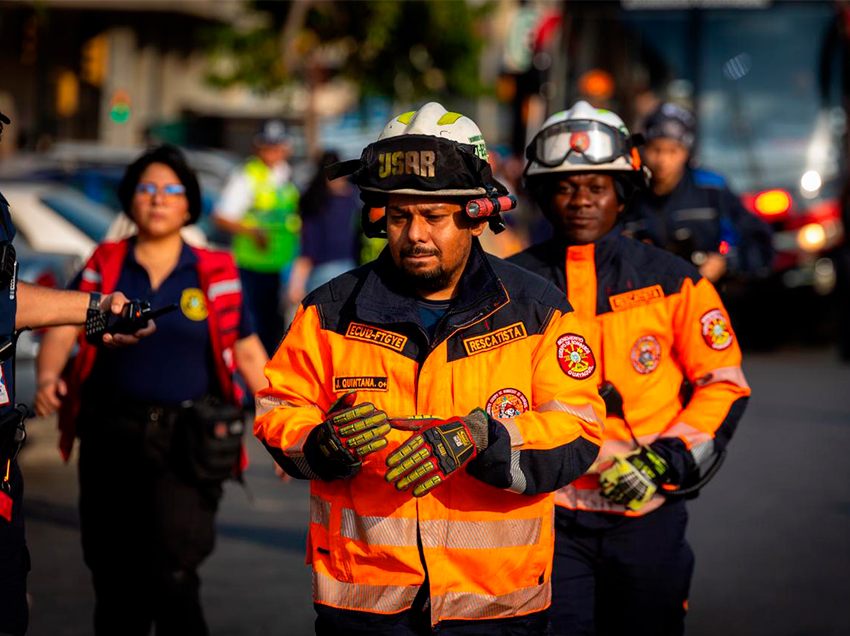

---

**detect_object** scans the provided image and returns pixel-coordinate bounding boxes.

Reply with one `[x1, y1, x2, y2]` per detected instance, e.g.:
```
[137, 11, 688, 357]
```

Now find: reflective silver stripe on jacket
[310, 496, 331, 530]
[431, 579, 551, 622]
[420, 517, 543, 550]
[536, 400, 602, 425]
[312, 570, 419, 613]
[498, 418, 527, 494]
[340, 509, 418, 547]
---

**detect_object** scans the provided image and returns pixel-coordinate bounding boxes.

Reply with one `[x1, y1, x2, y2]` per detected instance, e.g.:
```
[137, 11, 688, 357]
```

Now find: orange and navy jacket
[255, 239, 604, 624]
[509, 229, 750, 516]
[57, 239, 245, 460]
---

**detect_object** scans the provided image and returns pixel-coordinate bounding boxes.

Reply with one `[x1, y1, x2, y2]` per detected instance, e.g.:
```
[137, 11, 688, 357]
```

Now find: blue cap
[644, 102, 696, 150]
[255, 119, 287, 145]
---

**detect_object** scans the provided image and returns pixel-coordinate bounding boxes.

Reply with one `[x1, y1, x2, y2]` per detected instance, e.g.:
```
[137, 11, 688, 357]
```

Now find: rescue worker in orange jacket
[254, 103, 605, 636]
[509, 102, 751, 636]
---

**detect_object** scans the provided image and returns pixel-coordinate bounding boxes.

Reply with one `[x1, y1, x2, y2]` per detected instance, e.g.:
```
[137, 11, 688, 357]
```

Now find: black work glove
[305, 392, 390, 480]
[384, 409, 488, 497]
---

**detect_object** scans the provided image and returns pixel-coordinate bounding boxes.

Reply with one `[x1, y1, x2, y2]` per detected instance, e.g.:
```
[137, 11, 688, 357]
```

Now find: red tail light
[752, 189, 792, 217]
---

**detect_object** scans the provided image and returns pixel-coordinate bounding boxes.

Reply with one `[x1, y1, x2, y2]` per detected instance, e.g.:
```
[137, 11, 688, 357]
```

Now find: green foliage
[204, 23, 287, 94]
[205, 0, 492, 99]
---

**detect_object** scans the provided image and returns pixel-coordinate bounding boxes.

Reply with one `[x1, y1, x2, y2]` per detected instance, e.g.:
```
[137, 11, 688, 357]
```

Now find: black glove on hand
[311, 392, 390, 472]
[384, 409, 488, 497]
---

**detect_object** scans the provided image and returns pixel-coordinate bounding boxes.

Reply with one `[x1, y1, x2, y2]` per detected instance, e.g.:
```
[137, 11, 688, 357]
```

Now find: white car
[1, 181, 113, 261]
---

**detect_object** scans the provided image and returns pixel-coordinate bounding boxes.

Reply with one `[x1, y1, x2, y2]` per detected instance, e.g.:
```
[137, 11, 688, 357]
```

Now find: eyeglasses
[135, 183, 186, 200]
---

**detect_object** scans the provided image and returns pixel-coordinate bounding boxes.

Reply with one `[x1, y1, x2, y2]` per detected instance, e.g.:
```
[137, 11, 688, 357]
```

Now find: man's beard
[398, 246, 456, 292]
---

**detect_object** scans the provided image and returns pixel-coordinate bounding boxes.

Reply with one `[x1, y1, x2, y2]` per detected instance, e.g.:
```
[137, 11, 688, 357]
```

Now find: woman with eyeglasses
[35, 145, 269, 635]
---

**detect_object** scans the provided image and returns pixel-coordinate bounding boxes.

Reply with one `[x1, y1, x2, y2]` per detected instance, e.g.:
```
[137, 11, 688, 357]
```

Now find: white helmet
[524, 100, 647, 182]
[355, 101, 492, 197]
[378, 102, 489, 164]
[327, 102, 515, 237]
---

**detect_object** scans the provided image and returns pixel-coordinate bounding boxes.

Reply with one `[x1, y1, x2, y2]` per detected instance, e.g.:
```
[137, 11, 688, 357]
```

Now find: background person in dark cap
[213, 120, 300, 355]
[627, 102, 773, 283]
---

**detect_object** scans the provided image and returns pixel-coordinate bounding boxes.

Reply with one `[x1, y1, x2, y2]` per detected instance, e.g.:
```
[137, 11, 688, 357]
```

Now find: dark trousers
[0, 460, 29, 636]
[78, 407, 221, 636]
[239, 268, 283, 356]
[315, 603, 549, 635]
[550, 502, 694, 636]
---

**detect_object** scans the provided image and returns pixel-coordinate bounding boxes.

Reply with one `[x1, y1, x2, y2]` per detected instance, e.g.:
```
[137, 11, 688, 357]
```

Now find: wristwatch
[85, 292, 106, 344]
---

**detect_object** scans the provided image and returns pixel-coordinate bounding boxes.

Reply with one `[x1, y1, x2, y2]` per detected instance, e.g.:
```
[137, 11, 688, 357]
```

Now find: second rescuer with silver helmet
[525, 100, 649, 194]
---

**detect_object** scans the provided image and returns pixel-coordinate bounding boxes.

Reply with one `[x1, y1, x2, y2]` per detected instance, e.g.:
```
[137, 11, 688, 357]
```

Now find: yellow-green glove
[599, 446, 670, 511]
[384, 410, 487, 497]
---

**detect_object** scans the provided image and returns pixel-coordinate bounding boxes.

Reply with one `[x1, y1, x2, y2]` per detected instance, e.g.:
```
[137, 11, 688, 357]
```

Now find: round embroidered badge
[556, 333, 596, 379]
[180, 288, 209, 322]
[700, 309, 733, 351]
[486, 388, 530, 419]
[631, 335, 661, 374]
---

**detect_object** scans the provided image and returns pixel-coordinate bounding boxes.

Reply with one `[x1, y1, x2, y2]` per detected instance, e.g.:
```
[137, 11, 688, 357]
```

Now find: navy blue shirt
[417, 297, 450, 341]
[80, 240, 254, 405]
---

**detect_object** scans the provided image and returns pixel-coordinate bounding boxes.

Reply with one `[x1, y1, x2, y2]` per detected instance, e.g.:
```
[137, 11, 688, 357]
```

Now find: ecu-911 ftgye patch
[556, 333, 596, 379]
[700, 309, 733, 351]
[486, 388, 529, 419]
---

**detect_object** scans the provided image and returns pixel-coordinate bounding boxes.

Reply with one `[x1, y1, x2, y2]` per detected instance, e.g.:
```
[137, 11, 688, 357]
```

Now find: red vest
[58, 239, 246, 461]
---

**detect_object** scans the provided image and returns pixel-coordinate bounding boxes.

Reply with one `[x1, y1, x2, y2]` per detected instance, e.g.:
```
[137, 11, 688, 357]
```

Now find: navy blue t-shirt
[80, 240, 254, 405]
[417, 297, 450, 341]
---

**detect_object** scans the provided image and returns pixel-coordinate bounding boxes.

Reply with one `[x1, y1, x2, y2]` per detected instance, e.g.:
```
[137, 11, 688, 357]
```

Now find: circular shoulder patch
[181, 288, 209, 322]
[631, 335, 661, 374]
[700, 309, 733, 350]
[486, 388, 529, 419]
[556, 333, 596, 379]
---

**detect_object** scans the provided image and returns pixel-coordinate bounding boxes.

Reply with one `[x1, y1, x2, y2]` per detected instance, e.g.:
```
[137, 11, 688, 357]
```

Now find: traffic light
[81, 35, 108, 86]
[109, 90, 131, 124]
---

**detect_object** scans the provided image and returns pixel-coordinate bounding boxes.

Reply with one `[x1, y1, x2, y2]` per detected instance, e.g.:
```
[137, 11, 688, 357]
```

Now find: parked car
[1, 181, 113, 261]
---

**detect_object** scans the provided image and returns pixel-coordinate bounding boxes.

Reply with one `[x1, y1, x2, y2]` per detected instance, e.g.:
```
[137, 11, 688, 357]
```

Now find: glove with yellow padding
[598, 445, 670, 511]
[307, 392, 390, 478]
[384, 410, 488, 497]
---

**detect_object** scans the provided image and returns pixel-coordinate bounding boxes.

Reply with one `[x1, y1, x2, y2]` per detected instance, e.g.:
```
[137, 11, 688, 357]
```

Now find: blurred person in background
[286, 150, 359, 305]
[35, 146, 268, 636]
[1, 105, 154, 636]
[213, 120, 300, 354]
[627, 102, 773, 283]
[511, 101, 751, 636]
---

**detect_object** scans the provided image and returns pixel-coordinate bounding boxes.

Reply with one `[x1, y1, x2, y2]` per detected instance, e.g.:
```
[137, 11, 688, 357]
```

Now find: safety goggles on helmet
[526, 120, 636, 168]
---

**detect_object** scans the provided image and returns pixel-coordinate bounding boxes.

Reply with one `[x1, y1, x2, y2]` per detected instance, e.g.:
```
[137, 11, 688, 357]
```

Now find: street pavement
[15, 346, 849, 636]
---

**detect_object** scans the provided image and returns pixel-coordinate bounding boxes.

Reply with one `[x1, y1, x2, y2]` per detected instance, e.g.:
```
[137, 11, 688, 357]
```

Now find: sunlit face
[386, 194, 485, 293]
[643, 137, 689, 188]
[256, 142, 289, 167]
[131, 162, 189, 239]
[544, 173, 624, 245]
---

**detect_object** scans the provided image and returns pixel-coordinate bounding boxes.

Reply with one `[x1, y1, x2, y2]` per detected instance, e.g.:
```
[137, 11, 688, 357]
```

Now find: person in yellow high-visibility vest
[214, 120, 300, 355]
